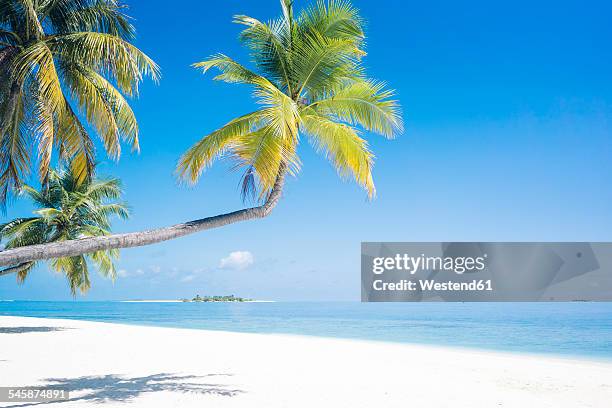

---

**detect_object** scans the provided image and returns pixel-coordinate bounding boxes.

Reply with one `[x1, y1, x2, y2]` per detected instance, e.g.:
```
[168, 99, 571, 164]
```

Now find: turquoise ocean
[1, 301, 611, 360]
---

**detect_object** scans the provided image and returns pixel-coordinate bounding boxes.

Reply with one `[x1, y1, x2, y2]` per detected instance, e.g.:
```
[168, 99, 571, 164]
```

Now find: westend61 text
[372, 279, 493, 292]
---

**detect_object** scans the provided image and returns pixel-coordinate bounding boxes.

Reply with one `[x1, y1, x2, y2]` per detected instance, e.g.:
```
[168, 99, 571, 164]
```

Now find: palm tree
[0, 0, 159, 204]
[0, 0, 402, 270]
[178, 0, 402, 201]
[0, 164, 128, 294]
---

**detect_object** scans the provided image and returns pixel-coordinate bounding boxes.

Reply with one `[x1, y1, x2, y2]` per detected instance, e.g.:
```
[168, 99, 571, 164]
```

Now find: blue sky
[1, 0, 611, 301]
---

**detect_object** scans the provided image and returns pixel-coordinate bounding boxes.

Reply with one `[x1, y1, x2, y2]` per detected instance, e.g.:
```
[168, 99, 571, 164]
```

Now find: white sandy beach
[1, 315, 611, 408]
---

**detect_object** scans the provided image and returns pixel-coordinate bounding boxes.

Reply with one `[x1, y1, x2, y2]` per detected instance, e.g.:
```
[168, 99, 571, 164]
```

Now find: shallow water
[1, 301, 611, 360]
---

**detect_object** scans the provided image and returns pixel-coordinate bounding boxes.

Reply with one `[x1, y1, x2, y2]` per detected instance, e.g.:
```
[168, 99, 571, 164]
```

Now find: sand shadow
[0, 327, 66, 334]
[6, 373, 243, 407]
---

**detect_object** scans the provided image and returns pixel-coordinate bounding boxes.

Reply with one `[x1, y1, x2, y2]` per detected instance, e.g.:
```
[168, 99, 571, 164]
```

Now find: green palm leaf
[301, 107, 374, 197]
[233, 15, 293, 93]
[299, 0, 364, 40]
[178, 0, 402, 200]
[177, 111, 266, 183]
[309, 79, 403, 138]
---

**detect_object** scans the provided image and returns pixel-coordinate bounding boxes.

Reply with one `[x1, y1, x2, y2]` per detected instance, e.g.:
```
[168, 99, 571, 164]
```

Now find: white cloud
[180, 274, 195, 283]
[219, 251, 254, 271]
[117, 269, 128, 278]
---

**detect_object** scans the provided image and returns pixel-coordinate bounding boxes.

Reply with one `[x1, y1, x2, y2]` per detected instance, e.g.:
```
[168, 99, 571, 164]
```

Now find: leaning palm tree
[0, 0, 401, 270]
[0, 0, 159, 205]
[0, 164, 128, 293]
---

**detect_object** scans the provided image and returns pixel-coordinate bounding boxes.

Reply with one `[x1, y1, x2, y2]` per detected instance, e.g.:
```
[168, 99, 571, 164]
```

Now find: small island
[181, 295, 253, 303]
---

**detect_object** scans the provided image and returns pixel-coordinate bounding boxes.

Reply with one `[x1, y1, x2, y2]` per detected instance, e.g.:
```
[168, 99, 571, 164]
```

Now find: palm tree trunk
[0, 163, 287, 268]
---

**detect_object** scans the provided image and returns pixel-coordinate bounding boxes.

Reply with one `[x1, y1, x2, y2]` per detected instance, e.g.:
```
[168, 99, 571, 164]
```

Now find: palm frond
[95, 202, 129, 220]
[62, 61, 121, 158]
[292, 32, 362, 98]
[0, 83, 29, 205]
[231, 125, 299, 200]
[15, 260, 36, 283]
[0, 217, 39, 238]
[0, 217, 46, 248]
[51, 255, 90, 295]
[192, 53, 281, 98]
[51, 0, 136, 39]
[0, 2, 21, 31]
[301, 106, 375, 197]
[79, 223, 111, 237]
[49, 31, 160, 96]
[0, 28, 21, 46]
[88, 248, 118, 279]
[55, 100, 96, 184]
[299, 0, 364, 41]
[86, 177, 123, 200]
[18, 184, 53, 207]
[254, 84, 300, 141]
[176, 111, 266, 183]
[10, 41, 81, 183]
[234, 15, 292, 93]
[83, 67, 140, 150]
[309, 79, 403, 138]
